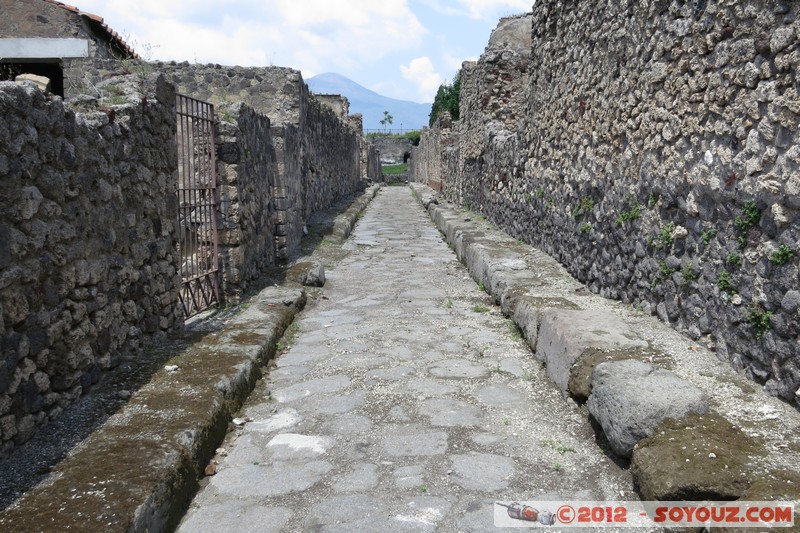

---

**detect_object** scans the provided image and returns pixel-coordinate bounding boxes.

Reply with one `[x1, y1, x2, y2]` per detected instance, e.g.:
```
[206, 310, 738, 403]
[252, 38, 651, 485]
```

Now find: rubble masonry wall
[412, 2, 800, 406]
[0, 75, 183, 457]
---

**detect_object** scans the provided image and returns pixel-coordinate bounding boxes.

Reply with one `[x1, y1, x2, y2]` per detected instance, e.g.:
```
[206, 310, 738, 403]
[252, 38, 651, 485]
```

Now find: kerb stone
[587, 359, 709, 458]
[535, 309, 647, 395]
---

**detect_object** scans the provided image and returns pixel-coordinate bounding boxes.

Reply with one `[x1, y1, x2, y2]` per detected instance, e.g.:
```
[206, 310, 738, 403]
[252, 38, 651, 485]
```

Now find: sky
[70, 0, 533, 103]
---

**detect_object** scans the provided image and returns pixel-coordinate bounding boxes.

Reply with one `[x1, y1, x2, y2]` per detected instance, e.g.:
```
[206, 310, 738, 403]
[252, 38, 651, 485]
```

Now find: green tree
[379, 110, 393, 131]
[429, 70, 461, 126]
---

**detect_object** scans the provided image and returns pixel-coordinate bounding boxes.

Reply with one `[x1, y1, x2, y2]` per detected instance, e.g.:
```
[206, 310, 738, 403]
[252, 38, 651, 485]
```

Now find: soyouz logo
[494, 501, 796, 528]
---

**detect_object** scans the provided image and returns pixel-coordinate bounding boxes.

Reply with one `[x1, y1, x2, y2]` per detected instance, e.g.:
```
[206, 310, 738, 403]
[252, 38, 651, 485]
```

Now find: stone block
[631, 412, 764, 501]
[15, 74, 51, 94]
[536, 309, 648, 394]
[568, 347, 669, 403]
[285, 261, 326, 287]
[588, 359, 709, 458]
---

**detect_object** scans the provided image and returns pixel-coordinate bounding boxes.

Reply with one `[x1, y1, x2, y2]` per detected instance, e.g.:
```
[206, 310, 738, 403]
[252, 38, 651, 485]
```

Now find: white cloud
[72, 0, 427, 72]
[427, 0, 531, 20]
[443, 52, 477, 74]
[400, 56, 443, 102]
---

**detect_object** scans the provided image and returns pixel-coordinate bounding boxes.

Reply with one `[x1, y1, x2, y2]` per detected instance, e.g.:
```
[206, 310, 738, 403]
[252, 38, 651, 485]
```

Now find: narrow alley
[177, 186, 634, 532]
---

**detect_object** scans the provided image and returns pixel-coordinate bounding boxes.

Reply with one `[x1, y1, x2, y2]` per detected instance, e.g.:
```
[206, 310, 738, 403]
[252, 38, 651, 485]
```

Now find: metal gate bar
[176, 93, 220, 317]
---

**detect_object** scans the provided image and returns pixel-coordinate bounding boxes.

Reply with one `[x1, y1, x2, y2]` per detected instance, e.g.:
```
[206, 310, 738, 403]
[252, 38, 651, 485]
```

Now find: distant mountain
[307, 73, 431, 132]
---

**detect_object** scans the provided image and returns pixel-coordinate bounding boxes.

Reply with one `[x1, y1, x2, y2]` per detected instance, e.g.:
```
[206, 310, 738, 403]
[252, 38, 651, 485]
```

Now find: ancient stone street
[177, 186, 633, 532]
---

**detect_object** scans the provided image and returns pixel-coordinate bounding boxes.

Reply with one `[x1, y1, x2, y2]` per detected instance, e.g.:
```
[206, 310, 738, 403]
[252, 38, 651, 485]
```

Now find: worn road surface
[178, 187, 635, 532]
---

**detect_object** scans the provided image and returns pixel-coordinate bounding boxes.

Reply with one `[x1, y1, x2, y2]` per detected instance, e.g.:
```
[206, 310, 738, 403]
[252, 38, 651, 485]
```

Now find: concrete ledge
[0, 287, 305, 533]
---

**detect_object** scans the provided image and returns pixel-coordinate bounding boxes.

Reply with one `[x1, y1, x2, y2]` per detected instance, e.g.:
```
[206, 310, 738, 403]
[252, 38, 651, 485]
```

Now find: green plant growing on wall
[680, 264, 697, 286]
[580, 222, 592, 234]
[717, 270, 736, 296]
[652, 261, 676, 288]
[770, 244, 796, 265]
[650, 224, 674, 250]
[536, 188, 545, 199]
[734, 201, 761, 249]
[648, 192, 659, 208]
[615, 202, 641, 226]
[726, 252, 742, 268]
[572, 197, 594, 219]
[701, 227, 718, 244]
[746, 303, 772, 339]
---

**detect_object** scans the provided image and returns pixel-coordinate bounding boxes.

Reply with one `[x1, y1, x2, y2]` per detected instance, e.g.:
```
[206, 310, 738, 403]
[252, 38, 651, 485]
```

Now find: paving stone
[320, 413, 373, 434]
[393, 464, 426, 489]
[266, 433, 333, 459]
[428, 359, 488, 379]
[271, 375, 351, 403]
[451, 453, 516, 491]
[210, 461, 334, 497]
[332, 463, 379, 493]
[306, 391, 366, 414]
[473, 384, 528, 410]
[382, 430, 449, 457]
[418, 398, 483, 426]
[178, 503, 293, 533]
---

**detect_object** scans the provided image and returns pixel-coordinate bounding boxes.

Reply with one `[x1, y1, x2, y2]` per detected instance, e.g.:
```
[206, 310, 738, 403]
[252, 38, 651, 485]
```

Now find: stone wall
[70, 59, 379, 264]
[110, 61, 373, 261]
[215, 104, 277, 300]
[1, 56, 379, 456]
[0, 74, 182, 457]
[370, 136, 414, 165]
[411, 2, 800, 407]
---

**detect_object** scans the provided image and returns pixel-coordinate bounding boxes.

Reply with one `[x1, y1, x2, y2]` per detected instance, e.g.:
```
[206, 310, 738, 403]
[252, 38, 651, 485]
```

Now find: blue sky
[71, 0, 532, 103]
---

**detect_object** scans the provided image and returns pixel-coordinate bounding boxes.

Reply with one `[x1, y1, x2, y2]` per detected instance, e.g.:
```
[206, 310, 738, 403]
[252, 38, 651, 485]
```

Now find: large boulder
[587, 359, 709, 458]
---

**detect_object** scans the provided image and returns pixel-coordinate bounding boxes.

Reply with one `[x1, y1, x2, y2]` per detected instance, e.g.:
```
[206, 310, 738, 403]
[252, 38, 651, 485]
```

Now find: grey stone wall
[70, 59, 378, 263]
[0, 74, 182, 457]
[370, 136, 414, 165]
[215, 104, 277, 301]
[410, 113, 458, 193]
[412, 2, 800, 406]
[135, 61, 372, 260]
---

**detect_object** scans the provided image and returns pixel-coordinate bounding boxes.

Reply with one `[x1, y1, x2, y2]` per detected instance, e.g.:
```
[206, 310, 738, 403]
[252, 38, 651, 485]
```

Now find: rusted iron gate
[175, 93, 220, 317]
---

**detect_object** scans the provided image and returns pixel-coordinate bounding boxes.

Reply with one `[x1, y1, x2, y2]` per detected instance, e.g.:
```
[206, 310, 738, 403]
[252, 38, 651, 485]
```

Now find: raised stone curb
[0, 286, 305, 533]
[587, 359, 709, 458]
[537, 309, 648, 395]
[330, 183, 382, 243]
[631, 412, 764, 501]
[410, 183, 799, 502]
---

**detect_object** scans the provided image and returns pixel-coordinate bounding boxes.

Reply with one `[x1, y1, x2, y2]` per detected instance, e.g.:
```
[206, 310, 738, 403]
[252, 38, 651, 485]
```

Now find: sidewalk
[177, 186, 638, 532]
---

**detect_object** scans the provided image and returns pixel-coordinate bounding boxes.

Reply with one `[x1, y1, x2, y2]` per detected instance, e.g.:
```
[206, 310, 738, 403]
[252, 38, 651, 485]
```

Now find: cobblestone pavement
[178, 186, 636, 532]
